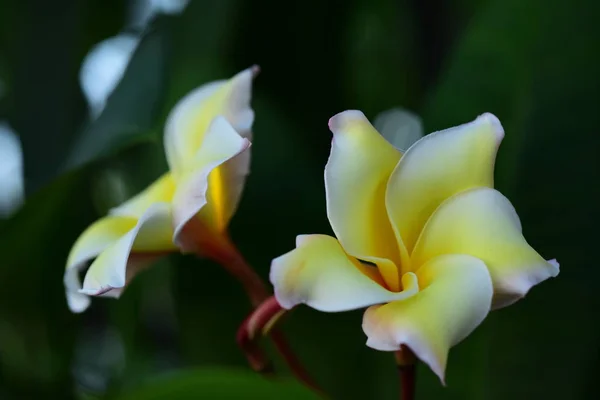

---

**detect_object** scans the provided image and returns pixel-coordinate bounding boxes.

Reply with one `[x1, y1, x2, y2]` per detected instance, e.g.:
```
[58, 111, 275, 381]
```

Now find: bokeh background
[0, 0, 599, 399]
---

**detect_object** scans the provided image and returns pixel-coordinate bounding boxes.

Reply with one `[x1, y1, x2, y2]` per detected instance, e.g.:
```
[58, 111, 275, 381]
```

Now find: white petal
[64, 216, 137, 313]
[0, 123, 24, 217]
[172, 117, 250, 248]
[325, 110, 404, 289]
[164, 66, 256, 173]
[270, 234, 419, 312]
[412, 187, 559, 308]
[386, 113, 504, 258]
[79, 34, 140, 118]
[128, 0, 190, 29]
[373, 107, 423, 152]
[363, 254, 493, 383]
[79, 203, 173, 297]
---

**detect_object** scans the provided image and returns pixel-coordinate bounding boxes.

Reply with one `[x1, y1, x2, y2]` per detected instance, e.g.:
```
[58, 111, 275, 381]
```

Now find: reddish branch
[395, 346, 417, 400]
[185, 224, 318, 392]
[237, 296, 321, 393]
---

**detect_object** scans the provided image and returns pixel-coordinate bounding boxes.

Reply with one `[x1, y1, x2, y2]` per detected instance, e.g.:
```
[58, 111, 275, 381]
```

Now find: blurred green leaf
[7, 0, 127, 193]
[343, 0, 419, 114]
[65, 16, 172, 170]
[422, 0, 600, 398]
[0, 169, 96, 399]
[113, 368, 319, 399]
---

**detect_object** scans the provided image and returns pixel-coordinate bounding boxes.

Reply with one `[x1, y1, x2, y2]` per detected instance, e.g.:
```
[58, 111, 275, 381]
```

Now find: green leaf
[65, 16, 172, 170]
[6, 0, 127, 192]
[422, 0, 600, 398]
[0, 169, 96, 398]
[343, 0, 419, 115]
[112, 368, 319, 400]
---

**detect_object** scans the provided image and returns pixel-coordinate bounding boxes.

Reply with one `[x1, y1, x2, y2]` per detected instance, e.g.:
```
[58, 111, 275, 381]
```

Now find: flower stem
[395, 346, 417, 400]
[202, 234, 319, 392]
[237, 296, 322, 394]
[205, 234, 269, 307]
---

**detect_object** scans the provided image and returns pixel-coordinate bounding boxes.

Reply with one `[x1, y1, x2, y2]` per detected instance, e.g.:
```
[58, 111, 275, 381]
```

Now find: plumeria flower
[270, 110, 559, 383]
[65, 67, 258, 313]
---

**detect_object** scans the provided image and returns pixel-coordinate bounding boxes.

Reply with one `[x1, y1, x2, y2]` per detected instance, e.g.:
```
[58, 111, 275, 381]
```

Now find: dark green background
[0, 0, 598, 398]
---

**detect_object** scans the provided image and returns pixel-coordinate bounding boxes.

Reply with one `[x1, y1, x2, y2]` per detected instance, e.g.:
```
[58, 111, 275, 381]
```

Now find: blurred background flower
[0, 121, 23, 217]
[80, 34, 140, 119]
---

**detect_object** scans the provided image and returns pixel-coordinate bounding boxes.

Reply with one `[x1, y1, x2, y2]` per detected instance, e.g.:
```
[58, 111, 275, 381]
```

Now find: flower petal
[64, 216, 137, 312]
[270, 234, 419, 312]
[0, 122, 24, 217]
[386, 113, 504, 258]
[164, 66, 257, 173]
[172, 116, 250, 248]
[110, 173, 176, 218]
[326, 110, 403, 290]
[412, 187, 559, 308]
[362, 254, 493, 383]
[79, 34, 140, 118]
[80, 203, 175, 297]
[373, 107, 423, 152]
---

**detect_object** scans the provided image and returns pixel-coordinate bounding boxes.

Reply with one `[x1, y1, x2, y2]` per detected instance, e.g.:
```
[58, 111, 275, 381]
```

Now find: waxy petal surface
[386, 113, 504, 259]
[270, 234, 419, 312]
[412, 187, 559, 308]
[326, 110, 403, 290]
[363, 254, 493, 383]
[164, 66, 256, 174]
[171, 116, 250, 248]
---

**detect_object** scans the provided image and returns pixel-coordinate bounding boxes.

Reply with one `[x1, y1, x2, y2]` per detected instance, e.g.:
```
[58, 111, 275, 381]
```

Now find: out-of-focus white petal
[79, 34, 140, 118]
[0, 123, 24, 218]
[152, 0, 190, 14]
[373, 107, 423, 152]
[129, 0, 190, 30]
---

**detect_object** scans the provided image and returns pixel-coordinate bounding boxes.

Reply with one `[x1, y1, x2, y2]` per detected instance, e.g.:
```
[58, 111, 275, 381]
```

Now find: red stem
[200, 234, 319, 392]
[236, 296, 321, 394]
[395, 346, 417, 400]
[205, 235, 269, 307]
[270, 331, 319, 391]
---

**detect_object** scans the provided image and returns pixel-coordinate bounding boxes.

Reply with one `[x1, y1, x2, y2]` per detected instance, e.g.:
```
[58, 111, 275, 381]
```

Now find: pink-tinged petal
[412, 187, 559, 308]
[64, 216, 137, 312]
[363, 254, 493, 383]
[326, 110, 404, 290]
[164, 66, 257, 173]
[270, 234, 419, 312]
[386, 113, 504, 259]
[172, 116, 250, 249]
[80, 203, 175, 297]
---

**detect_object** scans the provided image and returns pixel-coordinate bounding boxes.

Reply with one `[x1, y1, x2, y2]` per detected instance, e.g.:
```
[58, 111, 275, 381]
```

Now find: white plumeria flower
[65, 67, 257, 313]
[270, 110, 559, 383]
